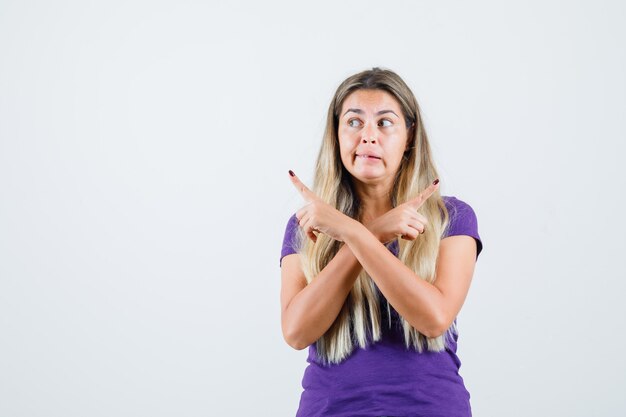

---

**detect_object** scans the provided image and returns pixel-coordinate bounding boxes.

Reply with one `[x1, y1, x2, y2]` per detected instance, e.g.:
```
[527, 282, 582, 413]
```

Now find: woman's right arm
[280, 242, 367, 350]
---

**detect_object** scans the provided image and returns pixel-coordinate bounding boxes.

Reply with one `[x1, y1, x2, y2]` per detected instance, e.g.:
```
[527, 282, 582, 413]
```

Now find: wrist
[362, 218, 384, 242]
[365, 224, 382, 242]
[343, 218, 370, 245]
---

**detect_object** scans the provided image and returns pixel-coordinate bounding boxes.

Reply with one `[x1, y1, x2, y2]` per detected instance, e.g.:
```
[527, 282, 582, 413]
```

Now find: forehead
[340, 89, 402, 115]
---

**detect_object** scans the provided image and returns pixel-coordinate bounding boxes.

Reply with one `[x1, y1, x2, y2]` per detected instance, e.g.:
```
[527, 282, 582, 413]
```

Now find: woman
[279, 67, 483, 417]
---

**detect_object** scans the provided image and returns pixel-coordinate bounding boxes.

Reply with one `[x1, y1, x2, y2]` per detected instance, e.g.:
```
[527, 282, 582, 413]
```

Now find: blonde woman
[280, 67, 483, 417]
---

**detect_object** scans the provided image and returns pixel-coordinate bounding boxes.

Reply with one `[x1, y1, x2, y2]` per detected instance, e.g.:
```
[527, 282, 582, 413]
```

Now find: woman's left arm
[342, 222, 477, 338]
[288, 170, 477, 338]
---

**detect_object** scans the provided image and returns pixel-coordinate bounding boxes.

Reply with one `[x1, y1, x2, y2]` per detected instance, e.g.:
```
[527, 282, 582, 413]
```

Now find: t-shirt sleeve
[279, 213, 301, 267]
[442, 196, 483, 259]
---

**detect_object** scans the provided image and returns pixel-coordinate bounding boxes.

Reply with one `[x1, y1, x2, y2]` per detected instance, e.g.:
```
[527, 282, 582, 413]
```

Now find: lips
[356, 154, 381, 159]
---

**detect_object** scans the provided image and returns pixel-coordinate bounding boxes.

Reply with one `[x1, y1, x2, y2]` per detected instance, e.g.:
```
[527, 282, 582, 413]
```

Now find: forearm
[343, 220, 445, 338]
[282, 242, 364, 350]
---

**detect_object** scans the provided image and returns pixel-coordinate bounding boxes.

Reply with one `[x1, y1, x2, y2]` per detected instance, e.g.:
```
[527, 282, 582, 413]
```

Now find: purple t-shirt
[280, 196, 483, 417]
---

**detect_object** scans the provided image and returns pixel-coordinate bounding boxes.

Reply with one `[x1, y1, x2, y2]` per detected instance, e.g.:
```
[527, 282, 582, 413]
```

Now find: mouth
[356, 154, 381, 160]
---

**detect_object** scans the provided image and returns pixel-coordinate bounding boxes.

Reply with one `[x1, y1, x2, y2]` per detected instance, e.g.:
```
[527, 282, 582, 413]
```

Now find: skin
[338, 89, 410, 224]
[280, 89, 477, 350]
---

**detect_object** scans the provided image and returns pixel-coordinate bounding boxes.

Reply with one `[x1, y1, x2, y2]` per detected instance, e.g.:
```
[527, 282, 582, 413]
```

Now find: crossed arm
[280, 217, 477, 350]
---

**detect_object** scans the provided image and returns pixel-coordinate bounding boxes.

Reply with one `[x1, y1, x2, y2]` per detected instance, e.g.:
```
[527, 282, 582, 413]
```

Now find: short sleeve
[442, 196, 483, 259]
[279, 213, 301, 267]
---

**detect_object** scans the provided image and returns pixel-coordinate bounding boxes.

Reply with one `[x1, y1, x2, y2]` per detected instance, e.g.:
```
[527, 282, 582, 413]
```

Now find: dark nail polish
[289, 170, 295, 177]
[433, 179, 439, 185]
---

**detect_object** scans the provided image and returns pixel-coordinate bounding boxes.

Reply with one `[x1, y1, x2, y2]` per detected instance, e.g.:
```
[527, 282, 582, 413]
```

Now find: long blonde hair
[297, 67, 452, 365]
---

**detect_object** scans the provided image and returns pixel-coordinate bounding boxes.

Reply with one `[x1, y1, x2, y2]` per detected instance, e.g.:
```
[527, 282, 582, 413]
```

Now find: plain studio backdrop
[1, 0, 625, 416]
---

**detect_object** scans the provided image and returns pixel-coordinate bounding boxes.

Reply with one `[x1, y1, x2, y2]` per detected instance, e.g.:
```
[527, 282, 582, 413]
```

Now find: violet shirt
[280, 196, 483, 417]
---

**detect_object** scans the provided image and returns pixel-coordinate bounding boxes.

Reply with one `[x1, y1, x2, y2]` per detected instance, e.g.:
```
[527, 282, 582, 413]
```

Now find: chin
[352, 173, 385, 183]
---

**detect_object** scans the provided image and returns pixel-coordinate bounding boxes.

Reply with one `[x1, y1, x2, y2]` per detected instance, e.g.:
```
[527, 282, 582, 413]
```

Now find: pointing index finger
[289, 170, 314, 201]
[409, 179, 440, 209]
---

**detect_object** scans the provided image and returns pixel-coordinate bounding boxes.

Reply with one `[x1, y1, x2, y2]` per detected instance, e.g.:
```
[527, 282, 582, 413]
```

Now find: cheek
[337, 129, 350, 148]
[337, 134, 353, 154]
[337, 140, 358, 168]
[339, 145, 352, 165]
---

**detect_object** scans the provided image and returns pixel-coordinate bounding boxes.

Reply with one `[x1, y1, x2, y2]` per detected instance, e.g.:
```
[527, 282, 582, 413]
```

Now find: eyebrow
[343, 108, 400, 118]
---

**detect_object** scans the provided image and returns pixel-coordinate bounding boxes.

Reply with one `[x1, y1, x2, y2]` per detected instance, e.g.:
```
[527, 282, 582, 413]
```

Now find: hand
[366, 180, 440, 245]
[289, 170, 353, 243]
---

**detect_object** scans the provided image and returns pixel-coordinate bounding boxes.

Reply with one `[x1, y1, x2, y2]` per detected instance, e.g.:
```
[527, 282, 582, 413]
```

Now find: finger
[289, 170, 316, 201]
[414, 212, 428, 224]
[399, 226, 419, 241]
[299, 211, 312, 232]
[295, 203, 312, 224]
[407, 219, 425, 235]
[411, 214, 428, 233]
[408, 179, 440, 209]
[300, 216, 318, 242]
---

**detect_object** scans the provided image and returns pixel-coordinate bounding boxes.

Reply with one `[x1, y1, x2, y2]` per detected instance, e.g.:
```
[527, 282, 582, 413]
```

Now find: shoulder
[283, 213, 300, 243]
[442, 196, 477, 220]
[441, 195, 474, 212]
[280, 213, 301, 267]
[441, 195, 483, 258]
[286, 212, 299, 230]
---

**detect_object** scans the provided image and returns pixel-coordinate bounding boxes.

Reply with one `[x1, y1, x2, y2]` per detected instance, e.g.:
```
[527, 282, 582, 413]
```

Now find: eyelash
[348, 119, 392, 127]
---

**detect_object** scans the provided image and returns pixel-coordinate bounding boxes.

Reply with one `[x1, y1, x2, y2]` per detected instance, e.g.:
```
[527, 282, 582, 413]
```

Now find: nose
[362, 135, 377, 144]
[361, 123, 377, 144]
[362, 136, 376, 144]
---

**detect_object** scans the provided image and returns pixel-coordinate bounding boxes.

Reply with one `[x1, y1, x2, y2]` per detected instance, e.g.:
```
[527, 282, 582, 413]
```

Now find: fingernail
[433, 179, 439, 185]
[289, 170, 295, 177]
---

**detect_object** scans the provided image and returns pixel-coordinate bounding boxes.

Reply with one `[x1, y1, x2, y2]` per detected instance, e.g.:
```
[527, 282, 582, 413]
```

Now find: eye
[348, 118, 362, 128]
[378, 119, 392, 127]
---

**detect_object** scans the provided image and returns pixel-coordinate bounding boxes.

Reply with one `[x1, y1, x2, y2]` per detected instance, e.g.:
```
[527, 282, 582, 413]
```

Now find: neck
[354, 183, 394, 224]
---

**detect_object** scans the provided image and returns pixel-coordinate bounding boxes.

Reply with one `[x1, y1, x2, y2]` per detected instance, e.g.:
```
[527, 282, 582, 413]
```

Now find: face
[337, 89, 410, 188]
